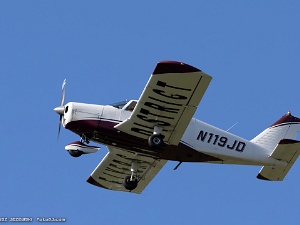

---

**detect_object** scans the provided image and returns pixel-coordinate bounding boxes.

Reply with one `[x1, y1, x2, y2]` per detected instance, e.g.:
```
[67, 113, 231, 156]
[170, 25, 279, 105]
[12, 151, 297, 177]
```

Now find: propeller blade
[57, 115, 63, 140]
[60, 79, 66, 106]
[56, 79, 67, 140]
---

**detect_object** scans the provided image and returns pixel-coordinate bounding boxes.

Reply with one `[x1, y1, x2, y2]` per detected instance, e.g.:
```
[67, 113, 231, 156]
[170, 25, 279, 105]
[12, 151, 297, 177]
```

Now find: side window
[125, 101, 137, 111]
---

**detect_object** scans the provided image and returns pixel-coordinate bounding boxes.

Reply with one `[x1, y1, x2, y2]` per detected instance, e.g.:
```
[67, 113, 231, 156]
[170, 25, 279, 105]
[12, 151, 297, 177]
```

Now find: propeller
[54, 79, 67, 139]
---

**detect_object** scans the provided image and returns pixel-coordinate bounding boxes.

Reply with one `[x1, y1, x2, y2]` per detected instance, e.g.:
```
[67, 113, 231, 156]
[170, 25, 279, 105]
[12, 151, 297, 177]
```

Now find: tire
[123, 176, 138, 191]
[148, 134, 163, 148]
[68, 150, 83, 157]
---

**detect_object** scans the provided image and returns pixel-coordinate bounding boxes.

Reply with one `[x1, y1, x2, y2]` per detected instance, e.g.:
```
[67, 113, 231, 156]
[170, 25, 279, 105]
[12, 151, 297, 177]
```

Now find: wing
[86, 146, 167, 194]
[115, 61, 212, 146]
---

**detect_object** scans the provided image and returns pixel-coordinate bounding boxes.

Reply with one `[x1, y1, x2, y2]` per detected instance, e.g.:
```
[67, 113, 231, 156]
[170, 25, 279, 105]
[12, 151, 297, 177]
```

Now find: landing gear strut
[80, 133, 90, 144]
[123, 161, 140, 191]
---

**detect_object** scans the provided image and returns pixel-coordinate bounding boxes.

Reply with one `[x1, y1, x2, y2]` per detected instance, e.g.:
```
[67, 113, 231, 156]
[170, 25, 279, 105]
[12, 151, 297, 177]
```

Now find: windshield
[124, 100, 137, 111]
[110, 100, 138, 111]
[110, 100, 129, 109]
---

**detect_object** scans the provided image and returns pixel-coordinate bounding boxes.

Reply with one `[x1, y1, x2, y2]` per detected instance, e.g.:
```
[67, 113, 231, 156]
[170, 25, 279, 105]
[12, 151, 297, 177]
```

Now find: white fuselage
[63, 102, 283, 167]
[181, 119, 278, 166]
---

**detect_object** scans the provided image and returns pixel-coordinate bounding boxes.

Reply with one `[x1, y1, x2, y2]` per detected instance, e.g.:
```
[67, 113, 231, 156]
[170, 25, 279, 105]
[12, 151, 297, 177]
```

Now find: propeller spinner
[54, 79, 67, 139]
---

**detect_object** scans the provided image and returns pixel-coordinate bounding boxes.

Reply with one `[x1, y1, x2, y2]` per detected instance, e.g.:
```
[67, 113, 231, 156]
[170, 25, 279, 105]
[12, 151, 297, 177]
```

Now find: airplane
[54, 60, 300, 194]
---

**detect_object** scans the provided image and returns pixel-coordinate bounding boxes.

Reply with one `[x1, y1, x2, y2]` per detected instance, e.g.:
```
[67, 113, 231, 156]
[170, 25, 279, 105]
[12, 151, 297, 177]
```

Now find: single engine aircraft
[54, 61, 300, 194]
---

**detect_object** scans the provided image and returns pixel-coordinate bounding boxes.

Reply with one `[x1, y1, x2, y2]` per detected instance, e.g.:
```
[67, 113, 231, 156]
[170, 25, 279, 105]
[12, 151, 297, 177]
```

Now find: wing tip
[278, 139, 300, 145]
[86, 176, 109, 189]
[257, 173, 271, 181]
[153, 61, 201, 75]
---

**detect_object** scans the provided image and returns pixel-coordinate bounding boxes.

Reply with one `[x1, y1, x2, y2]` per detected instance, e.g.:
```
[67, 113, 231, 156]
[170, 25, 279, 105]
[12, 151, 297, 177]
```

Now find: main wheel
[123, 176, 138, 191]
[68, 150, 83, 157]
[148, 134, 163, 148]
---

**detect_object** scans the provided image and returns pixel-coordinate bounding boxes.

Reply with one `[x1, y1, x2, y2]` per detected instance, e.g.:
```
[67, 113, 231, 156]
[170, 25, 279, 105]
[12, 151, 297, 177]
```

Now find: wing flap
[87, 146, 167, 194]
[115, 61, 212, 146]
[257, 139, 300, 181]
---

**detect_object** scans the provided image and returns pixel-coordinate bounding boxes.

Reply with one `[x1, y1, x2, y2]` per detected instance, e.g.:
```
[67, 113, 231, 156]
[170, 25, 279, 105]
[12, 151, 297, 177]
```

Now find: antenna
[226, 122, 238, 132]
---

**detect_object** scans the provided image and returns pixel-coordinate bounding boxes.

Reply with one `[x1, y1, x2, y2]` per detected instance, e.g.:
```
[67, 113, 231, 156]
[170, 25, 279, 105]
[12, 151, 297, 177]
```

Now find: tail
[251, 111, 300, 151]
[251, 112, 300, 181]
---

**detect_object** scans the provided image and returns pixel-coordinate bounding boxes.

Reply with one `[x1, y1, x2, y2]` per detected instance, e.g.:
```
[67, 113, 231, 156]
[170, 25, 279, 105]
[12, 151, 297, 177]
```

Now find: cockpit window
[124, 100, 137, 111]
[110, 101, 128, 109]
[110, 100, 138, 111]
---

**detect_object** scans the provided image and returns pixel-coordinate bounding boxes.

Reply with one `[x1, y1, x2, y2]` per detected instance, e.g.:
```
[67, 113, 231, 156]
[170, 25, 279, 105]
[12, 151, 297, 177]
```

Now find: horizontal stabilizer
[257, 139, 300, 181]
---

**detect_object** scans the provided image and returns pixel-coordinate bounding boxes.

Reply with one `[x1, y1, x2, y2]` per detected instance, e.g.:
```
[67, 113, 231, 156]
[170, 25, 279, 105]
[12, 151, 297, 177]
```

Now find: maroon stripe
[67, 140, 99, 148]
[279, 139, 300, 144]
[257, 174, 270, 181]
[152, 61, 201, 74]
[270, 112, 300, 127]
[86, 176, 109, 189]
[65, 119, 221, 162]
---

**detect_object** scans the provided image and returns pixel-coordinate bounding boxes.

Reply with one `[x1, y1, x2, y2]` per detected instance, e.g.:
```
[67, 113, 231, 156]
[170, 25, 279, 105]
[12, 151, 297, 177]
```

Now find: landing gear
[123, 176, 138, 191]
[148, 126, 164, 148]
[65, 135, 100, 158]
[148, 134, 163, 148]
[123, 161, 140, 191]
[80, 133, 90, 144]
[67, 134, 90, 157]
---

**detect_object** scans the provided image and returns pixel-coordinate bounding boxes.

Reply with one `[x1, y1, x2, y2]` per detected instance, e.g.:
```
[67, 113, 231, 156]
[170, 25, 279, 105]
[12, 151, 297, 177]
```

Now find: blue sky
[1, 1, 300, 224]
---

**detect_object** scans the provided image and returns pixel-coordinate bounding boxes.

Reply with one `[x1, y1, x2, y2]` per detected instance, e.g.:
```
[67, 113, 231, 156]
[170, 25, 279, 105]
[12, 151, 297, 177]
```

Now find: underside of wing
[115, 61, 212, 146]
[86, 146, 167, 194]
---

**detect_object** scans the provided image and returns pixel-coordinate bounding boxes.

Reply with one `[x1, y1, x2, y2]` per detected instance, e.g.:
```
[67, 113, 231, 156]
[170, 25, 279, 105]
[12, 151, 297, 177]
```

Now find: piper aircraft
[54, 61, 300, 194]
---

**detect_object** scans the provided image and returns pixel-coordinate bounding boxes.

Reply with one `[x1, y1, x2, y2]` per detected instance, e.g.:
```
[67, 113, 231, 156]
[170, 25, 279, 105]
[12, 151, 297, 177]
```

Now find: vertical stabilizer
[251, 112, 300, 150]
